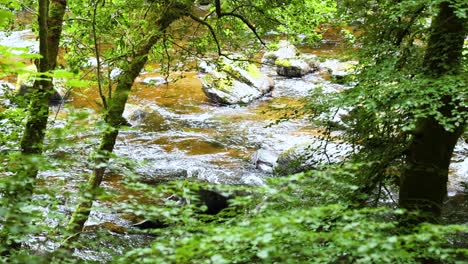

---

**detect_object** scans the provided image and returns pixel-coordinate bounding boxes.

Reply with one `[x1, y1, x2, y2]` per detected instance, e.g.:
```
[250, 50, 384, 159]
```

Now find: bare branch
[162, 32, 171, 83]
[215, 0, 222, 17]
[92, 0, 107, 109]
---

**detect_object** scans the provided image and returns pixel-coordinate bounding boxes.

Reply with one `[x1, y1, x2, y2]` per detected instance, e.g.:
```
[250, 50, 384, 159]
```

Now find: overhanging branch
[189, 14, 222, 55]
[214, 0, 266, 46]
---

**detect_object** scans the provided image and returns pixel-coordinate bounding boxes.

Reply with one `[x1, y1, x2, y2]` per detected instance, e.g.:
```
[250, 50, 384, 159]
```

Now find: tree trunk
[18, 0, 67, 197]
[399, 1, 466, 222]
[0, 0, 67, 254]
[66, 4, 191, 234]
[46, 0, 67, 70]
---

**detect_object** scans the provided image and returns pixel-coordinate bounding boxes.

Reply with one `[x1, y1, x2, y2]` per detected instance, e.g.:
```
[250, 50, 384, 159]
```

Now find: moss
[246, 64, 261, 78]
[274, 59, 292, 67]
[214, 78, 234, 93]
[223, 64, 253, 86]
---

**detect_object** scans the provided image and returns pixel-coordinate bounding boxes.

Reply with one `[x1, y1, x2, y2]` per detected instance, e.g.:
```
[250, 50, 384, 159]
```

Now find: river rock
[198, 60, 215, 73]
[275, 141, 351, 175]
[122, 103, 165, 128]
[262, 40, 298, 64]
[137, 168, 188, 184]
[275, 56, 318, 78]
[142, 76, 168, 86]
[200, 59, 274, 105]
[263, 40, 318, 78]
[318, 59, 358, 82]
[251, 148, 278, 173]
[110, 68, 122, 80]
[123, 103, 147, 124]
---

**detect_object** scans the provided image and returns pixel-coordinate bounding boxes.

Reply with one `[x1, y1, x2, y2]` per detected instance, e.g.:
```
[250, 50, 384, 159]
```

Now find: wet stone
[251, 148, 278, 173]
[262, 40, 298, 64]
[200, 58, 274, 105]
[142, 76, 168, 86]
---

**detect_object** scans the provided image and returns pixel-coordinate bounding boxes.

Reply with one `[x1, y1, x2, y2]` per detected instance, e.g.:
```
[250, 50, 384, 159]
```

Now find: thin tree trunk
[46, 0, 67, 70]
[399, 1, 466, 222]
[18, 0, 67, 197]
[0, 0, 67, 254]
[66, 4, 191, 234]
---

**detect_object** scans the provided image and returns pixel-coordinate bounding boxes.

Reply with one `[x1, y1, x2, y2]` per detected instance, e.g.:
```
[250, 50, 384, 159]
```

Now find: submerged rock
[142, 76, 168, 86]
[200, 59, 274, 105]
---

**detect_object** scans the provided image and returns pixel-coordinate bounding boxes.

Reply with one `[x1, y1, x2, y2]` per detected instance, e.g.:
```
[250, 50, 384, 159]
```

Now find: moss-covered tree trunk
[18, 0, 66, 195]
[399, 1, 466, 221]
[66, 4, 190, 234]
[0, 0, 67, 254]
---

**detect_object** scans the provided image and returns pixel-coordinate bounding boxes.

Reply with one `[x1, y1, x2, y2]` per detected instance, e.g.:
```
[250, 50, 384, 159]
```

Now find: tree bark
[399, 1, 466, 222]
[0, 0, 67, 254]
[66, 3, 191, 234]
[46, 0, 67, 70]
[18, 0, 67, 196]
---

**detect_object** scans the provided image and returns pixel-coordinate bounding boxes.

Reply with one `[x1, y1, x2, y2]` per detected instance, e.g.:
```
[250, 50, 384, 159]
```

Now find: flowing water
[1, 29, 467, 260]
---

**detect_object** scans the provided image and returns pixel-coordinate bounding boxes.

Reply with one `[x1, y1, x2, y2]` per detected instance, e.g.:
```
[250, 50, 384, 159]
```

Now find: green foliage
[301, 0, 467, 200]
[116, 169, 467, 263]
[1, 0, 466, 262]
[272, 0, 337, 44]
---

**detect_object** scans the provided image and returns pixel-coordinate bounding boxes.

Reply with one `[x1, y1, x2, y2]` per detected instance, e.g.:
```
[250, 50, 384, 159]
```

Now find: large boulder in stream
[318, 59, 358, 83]
[122, 103, 165, 128]
[262, 40, 298, 64]
[275, 56, 318, 78]
[251, 148, 278, 173]
[200, 59, 274, 105]
[262, 40, 319, 78]
[275, 141, 352, 175]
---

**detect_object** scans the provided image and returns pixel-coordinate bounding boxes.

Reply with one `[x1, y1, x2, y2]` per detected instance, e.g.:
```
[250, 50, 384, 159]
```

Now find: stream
[1, 29, 467, 261]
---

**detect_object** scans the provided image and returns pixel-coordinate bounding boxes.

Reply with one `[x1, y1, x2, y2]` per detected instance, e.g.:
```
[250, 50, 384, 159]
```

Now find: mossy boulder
[318, 59, 358, 82]
[122, 103, 165, 128]
[262, 40, 319, 78]
[262, 40, 298, 64]
[275, 141, 351, 176]
[200, 59, 274, 105]
[275, 55, 318, 78]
